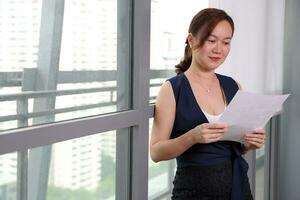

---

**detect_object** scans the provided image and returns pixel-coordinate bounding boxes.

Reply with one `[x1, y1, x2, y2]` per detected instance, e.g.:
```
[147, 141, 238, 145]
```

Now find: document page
[218, 91, 289, 142]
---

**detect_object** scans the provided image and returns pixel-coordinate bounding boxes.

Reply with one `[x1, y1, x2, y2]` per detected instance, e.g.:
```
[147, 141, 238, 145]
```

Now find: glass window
[255, 146, 265, 200]
[0, 153, 17, 200]
[149, 1, 208, 198]
[148, 118, 174, 199]
[45, 131, 117, 200]
[0, 0, 131, 132]
[255, 122, 269, 200]
[48, 129, 122, 200]
[0, 129, 129, 200]
[150, 0, 208, 103]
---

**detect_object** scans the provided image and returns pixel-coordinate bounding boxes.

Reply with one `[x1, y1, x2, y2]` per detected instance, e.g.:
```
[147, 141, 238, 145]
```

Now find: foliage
[47, 153, 116, 200]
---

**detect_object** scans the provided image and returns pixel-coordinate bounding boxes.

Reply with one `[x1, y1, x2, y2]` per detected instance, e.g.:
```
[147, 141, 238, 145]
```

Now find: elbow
[151, 157, 160, 163]
[150, 147, 161, 163]
[151, 156, 161, 163]
[150, 152, 159, 163]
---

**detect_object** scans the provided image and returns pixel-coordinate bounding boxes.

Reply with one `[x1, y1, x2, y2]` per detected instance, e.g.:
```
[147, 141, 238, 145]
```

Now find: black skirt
[171, 160, 253, 200]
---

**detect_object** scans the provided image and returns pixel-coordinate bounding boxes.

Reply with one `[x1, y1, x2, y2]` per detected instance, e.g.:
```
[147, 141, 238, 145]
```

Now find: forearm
[150, 129, 195, 162]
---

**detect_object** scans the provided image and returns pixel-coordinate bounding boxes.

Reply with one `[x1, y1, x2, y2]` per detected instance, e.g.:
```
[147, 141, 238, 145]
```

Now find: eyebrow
[209, 34, 232, 40]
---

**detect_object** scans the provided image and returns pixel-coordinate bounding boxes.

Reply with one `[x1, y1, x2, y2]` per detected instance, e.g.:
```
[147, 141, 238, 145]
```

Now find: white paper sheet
[218, 91, 289, 142]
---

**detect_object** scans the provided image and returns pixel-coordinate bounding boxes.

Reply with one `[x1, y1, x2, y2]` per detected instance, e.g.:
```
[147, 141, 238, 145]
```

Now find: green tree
[47, 186, 95, 200]
[96, 153, 116, 199]
[46, 153, 116, 200]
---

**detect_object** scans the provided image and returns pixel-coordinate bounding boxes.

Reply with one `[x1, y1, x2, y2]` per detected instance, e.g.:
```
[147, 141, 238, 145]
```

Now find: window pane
[0, 152, 17, 200]
[150, 0, 208, 102]
[255, 122, 269, 200]
[148, 118, 174, 199]
[0, 0, 131, 132]
[148, 160, 170, 198]
[0, 129, 130, 200]
[255, 146, 265, 200]
[149, 2, 208, 198]
[41, 130, 118, 200]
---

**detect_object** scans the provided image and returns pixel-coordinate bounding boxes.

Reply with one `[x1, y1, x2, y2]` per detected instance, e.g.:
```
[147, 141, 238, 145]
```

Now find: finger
[254, 128, 265, 133]
[201, 133, 223, 143]
[207, 123, 227, 129]
[245, 135, 264, 141]
[206, 128, 227, 134]
[247, 140, 264, 148]
[245, 133, 265, 139]
[207, 137, 222, 143]
[245, 136, 265, 141]
[245, 137, 264, 144]
[201, 123, 212, 129]
[210, 133, 224, 139]
[202, 133, 223, 139]
[254, 131, 265, 135]
[245, 129, 265, 138]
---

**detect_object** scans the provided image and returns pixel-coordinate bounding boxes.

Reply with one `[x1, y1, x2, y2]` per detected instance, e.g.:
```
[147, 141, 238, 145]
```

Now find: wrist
[186, 128, 197, 145]
[241, 143, 249, 154]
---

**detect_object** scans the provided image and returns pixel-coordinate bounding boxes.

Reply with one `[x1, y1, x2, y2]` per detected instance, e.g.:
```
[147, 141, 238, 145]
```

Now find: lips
[209, 57, 221, 62]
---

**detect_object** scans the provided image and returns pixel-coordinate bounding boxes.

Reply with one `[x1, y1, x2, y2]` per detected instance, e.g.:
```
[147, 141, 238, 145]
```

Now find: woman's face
[191, 20, 233, 71]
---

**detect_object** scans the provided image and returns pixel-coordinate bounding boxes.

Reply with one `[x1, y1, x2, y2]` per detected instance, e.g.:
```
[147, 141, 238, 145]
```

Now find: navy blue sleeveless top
[168, 73, 249, 200]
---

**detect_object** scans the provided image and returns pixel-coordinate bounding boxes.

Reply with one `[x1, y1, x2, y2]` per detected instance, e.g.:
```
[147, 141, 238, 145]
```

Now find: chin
[210, 61, 224, 68]
[208, 64, 220, 70]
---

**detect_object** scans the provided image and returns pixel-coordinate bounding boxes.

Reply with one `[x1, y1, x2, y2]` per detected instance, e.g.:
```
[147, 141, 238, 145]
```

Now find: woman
[150, 8, 265, 200]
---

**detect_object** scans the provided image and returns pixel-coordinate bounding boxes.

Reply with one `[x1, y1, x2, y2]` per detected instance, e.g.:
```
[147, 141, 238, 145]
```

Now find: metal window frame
[130, 0, 151, 199]
[0, 0, 155, 200]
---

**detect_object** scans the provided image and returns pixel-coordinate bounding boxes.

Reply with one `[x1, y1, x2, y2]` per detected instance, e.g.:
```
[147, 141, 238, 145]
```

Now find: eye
[207, 39, 216, 43]
[223, 41, 231, 45]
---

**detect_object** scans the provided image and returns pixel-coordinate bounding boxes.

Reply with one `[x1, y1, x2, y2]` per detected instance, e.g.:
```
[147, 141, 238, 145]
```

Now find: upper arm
[150, 81, 176, 146]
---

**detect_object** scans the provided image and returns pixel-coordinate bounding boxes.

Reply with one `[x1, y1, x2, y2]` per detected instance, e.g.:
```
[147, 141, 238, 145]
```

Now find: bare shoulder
[151, 81, 176, 143]
[156, 81, 175, 105]
[155, 81, 176, 118]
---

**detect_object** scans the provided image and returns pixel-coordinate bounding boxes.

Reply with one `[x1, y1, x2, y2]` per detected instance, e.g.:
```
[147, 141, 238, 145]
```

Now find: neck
[185, 65, 218, 94]
[186, 64, 215, 80]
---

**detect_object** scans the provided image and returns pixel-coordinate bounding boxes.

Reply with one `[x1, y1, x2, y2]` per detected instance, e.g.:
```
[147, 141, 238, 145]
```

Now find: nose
[212, 42, 221, 54]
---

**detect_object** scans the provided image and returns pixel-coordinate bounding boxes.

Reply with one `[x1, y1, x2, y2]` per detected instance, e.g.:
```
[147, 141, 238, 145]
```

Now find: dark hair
[175, 8, 234, 74]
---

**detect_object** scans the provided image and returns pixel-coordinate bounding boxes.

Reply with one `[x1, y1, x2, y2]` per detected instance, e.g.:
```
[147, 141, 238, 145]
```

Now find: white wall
[209, 0, 285, 94]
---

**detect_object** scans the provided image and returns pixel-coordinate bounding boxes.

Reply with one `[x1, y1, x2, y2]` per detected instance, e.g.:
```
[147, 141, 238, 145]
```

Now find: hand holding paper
[217, 91, 289, 142]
